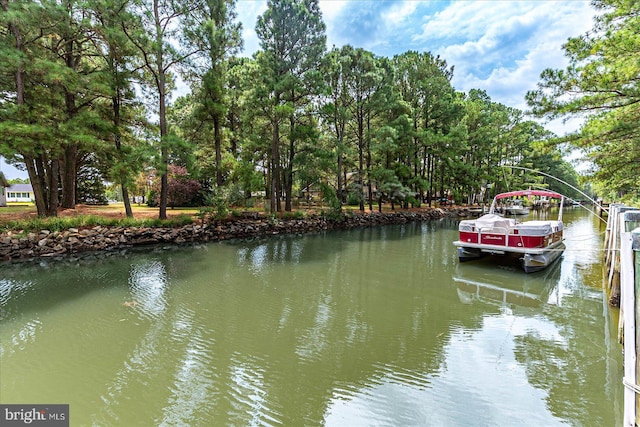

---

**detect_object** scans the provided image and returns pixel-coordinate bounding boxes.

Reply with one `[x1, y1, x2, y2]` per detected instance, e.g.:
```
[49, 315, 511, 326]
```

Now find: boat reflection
[453, 260, 561, 312]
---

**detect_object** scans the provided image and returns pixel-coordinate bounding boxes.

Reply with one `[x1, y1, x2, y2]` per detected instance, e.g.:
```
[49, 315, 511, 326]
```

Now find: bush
[0, 214, 195, 234]
[346, 183, 363, 206]
[146, 190, 158, 207]
[196, 206, 215, 224]
[319, 183, 341, 213]
[203, 191, 230, 220]
[281, 211, 305, 220]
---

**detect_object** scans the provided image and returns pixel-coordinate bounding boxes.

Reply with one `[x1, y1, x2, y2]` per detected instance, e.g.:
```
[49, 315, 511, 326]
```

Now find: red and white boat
[453, 190, 565, 273]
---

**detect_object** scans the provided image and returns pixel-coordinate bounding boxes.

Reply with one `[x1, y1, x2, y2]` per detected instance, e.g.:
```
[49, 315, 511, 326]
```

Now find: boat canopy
[489, 190, 565, 220]
[493, 190, 563, 200]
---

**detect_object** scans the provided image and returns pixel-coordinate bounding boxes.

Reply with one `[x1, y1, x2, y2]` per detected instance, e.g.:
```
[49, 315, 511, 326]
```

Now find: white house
[0, 172, 7, 207]
[6, 183, 34, 203]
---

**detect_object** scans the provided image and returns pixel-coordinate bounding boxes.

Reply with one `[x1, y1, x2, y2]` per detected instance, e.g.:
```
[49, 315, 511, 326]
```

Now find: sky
[1, 0, 596, 180]
[238, 0, 594, 113]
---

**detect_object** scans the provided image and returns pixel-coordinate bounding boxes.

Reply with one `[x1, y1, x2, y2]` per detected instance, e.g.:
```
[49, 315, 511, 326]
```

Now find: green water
[0, 209, 623, 426]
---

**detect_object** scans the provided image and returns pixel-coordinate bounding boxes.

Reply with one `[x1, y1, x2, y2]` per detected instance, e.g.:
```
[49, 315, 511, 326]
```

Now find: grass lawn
[0, 203, 34, 214]
[78, 203, 201, 218]
[0, 199, 432, 232]
[0, 202, 201, 230]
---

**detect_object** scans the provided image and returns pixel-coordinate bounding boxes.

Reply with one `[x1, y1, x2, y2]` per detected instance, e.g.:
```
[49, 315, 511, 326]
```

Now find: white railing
[605, 205, 640, 426]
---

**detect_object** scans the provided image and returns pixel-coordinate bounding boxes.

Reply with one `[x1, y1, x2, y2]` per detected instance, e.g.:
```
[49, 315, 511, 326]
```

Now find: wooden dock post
[608, 206, 638, 307]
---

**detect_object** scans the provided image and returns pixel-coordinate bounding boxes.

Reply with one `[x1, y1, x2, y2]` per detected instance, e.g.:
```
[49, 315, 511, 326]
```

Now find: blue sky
[237, 0, 595, 172]
[2, 0, 596, 180]
[239, 0, 594, 113]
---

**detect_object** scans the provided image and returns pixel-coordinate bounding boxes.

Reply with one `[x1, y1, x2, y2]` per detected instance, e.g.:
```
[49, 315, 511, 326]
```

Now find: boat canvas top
[516, 220, 563, 236]
[475, 214, 515, 230]
[489, 189, 564, 220]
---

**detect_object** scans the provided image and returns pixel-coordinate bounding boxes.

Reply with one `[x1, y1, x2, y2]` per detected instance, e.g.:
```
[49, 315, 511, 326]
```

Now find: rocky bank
[1, 208, 470, 262]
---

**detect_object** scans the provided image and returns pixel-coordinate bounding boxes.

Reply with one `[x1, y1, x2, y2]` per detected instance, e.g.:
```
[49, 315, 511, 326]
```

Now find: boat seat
[516, 221, 559, 236]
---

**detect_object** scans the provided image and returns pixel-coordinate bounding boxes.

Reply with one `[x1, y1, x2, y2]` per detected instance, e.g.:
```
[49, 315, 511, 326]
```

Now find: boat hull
[457, 246, 486, 262]
[521, 243, 565, 273]
[453, 240, 565, 272]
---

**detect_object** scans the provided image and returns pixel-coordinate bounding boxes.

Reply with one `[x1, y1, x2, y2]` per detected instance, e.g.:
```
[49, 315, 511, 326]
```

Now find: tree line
[2, 0, 632, 219]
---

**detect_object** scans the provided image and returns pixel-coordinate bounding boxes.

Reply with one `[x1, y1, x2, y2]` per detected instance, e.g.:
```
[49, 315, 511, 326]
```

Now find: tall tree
[124, 0, 194, 219]
[182, 0, 242, 187]
[255, 0, 326, 212]
[527, 0, 639, 198]
[320, 45, 355, 205]
[458, 90, 511, 198]
[89, 0, 143, 217]
[392, 51, 458, 206]
[1, 0, 65, 216]
[52, 0, 107, 209]
[341, 48, 383, 211]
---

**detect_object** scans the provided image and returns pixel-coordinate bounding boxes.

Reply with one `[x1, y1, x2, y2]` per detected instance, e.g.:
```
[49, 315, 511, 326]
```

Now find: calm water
[0, 209, 623, 426]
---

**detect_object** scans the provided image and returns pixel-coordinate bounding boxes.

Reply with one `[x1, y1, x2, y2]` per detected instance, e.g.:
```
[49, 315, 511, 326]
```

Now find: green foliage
[346, 183, 363, 207]
[255, 0, 327, 212]
[203, 190, 230, 219]
[527, 0, 640, 199]
[77, 159, 109, 205]
[319, 182, 341, 214]
[196, 206, 215, 224]
[281, 210, 305, 220]
[1, 0, 594, 217]
[7, 177, 29, 185]
[372, 168, 413, 209]
[0, 214, 194, 235]
[146, 190, 158, 207]
[223, 184, 249, 206]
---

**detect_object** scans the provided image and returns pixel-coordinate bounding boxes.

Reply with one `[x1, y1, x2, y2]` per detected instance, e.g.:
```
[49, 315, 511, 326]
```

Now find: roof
[7, 183, 33, 192]
[0, 172, 7, 188]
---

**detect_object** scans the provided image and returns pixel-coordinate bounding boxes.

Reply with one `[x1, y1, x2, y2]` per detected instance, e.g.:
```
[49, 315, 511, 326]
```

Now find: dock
[604, 204, 640, 426]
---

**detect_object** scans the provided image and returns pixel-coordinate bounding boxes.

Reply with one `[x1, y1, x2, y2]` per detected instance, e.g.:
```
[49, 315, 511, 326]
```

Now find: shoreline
[0, 207, 471, 262]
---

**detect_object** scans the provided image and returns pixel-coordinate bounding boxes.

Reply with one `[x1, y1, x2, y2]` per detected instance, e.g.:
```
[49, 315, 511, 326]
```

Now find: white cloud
[420, 1, 595, 136]
[417, 1, 525, 41]
[320, 0, 350, 48]
[236, 0, 268, 56]
[319, 0, 349, 22]
[219, 1, 597, 136]
[382, 1, 419, 27]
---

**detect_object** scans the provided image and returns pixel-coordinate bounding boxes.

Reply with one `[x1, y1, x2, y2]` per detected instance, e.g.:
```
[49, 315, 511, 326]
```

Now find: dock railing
[604, 205, 640, 426]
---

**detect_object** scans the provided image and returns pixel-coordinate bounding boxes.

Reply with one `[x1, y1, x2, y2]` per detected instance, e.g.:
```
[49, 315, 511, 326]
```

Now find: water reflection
[0, 318, 42, 359]
[227, 355, 278, 426]
[128, 260, 168, 318]
[160, 310, 216, 427]
[0, 210, 623, 426]
[454, 261, 561, 312]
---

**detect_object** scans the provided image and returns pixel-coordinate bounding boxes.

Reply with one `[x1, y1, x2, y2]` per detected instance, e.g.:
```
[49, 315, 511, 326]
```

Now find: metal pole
[501, 165, 609, 218]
